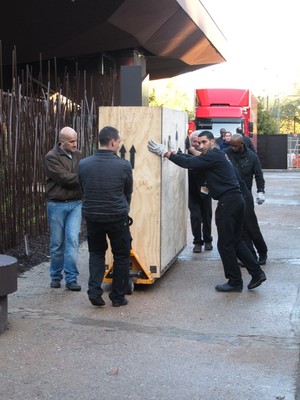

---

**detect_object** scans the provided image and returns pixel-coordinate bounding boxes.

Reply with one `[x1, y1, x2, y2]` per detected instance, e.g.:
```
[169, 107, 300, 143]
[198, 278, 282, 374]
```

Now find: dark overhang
[0, 0, 227, 80]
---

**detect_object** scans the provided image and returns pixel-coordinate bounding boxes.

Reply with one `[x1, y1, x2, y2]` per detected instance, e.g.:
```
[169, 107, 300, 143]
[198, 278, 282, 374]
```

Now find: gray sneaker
[193, 244, 202, 253]
[66, 281, 81, 291]
[204, 242, 213, 251]
[50, 280, 61, 288]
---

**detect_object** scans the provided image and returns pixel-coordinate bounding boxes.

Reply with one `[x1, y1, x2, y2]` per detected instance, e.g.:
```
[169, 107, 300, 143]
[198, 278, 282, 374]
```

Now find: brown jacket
[44, 143, 82, 202]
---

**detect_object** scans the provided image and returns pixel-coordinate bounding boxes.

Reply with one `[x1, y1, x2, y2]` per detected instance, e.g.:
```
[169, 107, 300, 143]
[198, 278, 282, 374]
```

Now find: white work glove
[256, 192, 265, 205]
[147, 139, 168, 157]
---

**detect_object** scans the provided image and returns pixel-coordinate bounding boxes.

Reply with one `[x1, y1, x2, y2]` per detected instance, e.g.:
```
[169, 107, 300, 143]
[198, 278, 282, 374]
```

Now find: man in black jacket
[215, 128, 227, 149]
[188, 131, 213, 253]
[78, 126, 133, 307]
[225, 133, 268, 265]
[148, 131, 266, 293]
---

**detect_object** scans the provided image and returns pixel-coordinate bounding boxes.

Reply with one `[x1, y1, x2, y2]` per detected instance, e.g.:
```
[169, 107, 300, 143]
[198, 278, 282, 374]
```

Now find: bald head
[230, 133, 244, 152]
[59, 126, 77, 141]
[59, 127, 78, 153]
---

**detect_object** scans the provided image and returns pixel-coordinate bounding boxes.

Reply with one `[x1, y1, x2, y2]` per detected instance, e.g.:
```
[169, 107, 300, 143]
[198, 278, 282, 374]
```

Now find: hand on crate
[147, 140, 168, 157]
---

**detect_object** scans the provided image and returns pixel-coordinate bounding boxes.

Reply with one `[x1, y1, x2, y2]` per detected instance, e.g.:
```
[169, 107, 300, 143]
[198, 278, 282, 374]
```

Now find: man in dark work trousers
[148, 131, 266, 293]
[188, 131, 213, 253]
[225, 133, 268, 265]
[78, 126, 133, 307]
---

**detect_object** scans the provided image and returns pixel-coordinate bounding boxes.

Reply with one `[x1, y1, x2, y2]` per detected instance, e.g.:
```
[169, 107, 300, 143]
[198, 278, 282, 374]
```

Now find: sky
[174, 0, 300, 99]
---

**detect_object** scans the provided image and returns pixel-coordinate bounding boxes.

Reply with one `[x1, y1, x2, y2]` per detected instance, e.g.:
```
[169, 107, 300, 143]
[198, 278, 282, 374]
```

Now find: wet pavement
[0, 170, 300, 400]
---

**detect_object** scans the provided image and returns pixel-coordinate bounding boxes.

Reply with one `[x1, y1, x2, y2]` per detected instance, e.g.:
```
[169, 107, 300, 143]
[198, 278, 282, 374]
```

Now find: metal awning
[0, 0, 227, 79]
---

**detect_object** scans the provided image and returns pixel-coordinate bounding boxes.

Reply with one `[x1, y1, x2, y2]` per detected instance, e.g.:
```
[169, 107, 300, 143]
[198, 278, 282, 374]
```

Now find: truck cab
[189, 88, 257, 147]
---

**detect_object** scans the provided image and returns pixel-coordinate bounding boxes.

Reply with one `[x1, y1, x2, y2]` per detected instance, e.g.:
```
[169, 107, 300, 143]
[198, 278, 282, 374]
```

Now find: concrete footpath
[1, 170, 300, 400]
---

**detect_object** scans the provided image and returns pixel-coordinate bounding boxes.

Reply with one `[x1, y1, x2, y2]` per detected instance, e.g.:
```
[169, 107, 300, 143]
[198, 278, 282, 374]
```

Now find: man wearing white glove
[256, 191, 265, 205]
[148, 138, 175, 157]
[148, 140, 168, 157]
[225, 134, 268, 265]
[147, 131, 267, 293]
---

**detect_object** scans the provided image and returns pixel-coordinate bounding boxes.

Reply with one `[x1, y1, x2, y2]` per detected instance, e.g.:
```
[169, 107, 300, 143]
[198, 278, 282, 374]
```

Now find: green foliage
[278, 98, 300, 134]
[259, 94, 300, 134]
[257, 98, 278, 134]
[149, 79, 194, 119]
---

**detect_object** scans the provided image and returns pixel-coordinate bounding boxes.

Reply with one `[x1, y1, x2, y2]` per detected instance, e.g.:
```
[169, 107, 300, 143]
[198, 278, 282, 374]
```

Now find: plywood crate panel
[99, 106, 188, 279]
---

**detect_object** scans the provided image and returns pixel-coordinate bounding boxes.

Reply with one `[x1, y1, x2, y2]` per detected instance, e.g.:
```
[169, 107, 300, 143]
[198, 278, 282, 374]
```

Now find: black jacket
[169, 148, 241, 200]
[44, 144, 82, 202]
[242, 135, 256, 152]
[225, 146, 265, 192]
[179, 149, 207, 197]
[219, 141, 231, 151]
[78, 149, 133, 222]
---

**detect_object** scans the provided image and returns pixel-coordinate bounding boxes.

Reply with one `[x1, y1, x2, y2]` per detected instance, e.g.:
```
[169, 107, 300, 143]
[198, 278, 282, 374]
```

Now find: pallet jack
[103, 217, 154, 293]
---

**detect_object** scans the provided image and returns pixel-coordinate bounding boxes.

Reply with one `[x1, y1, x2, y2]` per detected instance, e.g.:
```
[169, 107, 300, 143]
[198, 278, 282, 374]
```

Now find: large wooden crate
[99, 106, 188, 281]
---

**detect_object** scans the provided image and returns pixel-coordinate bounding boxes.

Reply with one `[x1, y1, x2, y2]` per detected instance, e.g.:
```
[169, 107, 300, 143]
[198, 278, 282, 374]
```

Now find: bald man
[44, 127, 83, 291]
[235, 127, 256, 152]
[225, 133, 268, 265]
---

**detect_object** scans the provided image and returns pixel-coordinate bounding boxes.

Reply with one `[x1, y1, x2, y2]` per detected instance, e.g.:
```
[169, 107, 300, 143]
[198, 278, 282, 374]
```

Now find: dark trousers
[215, 193, 261, 287]
[86, 217, 131, 302]
[242, 196, 268, 258]
[188, 192, 212, 245]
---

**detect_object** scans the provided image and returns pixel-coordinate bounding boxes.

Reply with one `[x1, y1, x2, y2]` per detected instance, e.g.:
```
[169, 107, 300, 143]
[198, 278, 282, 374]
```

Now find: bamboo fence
[0, 50, 99, 253]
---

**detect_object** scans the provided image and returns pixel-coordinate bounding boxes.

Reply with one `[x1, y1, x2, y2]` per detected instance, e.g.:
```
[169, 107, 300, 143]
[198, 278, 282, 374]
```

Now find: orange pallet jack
[103, 217, 154, 293]
[103, 248, 154, 294]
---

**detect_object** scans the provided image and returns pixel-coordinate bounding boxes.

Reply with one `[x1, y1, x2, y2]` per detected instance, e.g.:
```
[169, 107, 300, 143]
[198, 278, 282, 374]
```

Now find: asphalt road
[1, 170, 300, 400]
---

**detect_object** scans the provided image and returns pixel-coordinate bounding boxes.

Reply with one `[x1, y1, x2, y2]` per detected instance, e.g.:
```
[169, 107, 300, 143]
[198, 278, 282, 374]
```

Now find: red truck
[188, 88, 258, 147]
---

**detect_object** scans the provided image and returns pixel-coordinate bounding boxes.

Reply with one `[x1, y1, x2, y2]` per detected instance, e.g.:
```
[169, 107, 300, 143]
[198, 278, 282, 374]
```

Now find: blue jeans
[47, 201, 82, 284]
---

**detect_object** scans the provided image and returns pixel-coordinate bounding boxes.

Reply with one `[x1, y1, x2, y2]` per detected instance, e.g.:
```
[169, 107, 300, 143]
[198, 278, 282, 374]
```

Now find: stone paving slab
[0, 170, 299, 400]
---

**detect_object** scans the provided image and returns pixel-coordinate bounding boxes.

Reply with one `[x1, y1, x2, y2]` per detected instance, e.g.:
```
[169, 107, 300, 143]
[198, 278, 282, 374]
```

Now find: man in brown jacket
[44, 127, 82, 291]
